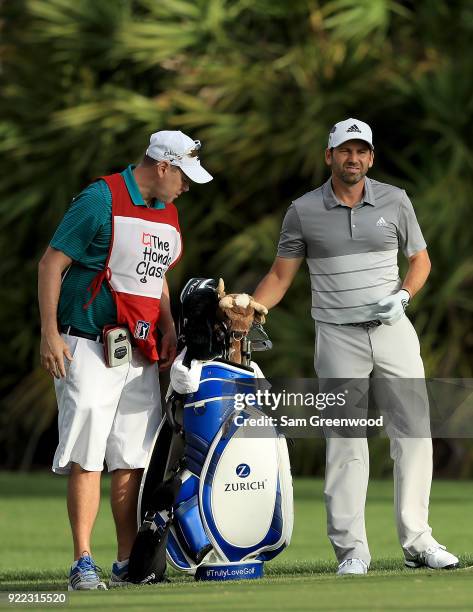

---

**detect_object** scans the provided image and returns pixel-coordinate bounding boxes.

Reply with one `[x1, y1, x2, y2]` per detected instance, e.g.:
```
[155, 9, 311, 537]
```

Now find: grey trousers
[315, 315, 438, 566]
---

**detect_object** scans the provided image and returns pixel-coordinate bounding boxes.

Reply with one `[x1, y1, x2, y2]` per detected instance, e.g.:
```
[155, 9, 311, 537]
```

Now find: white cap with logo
[327, 118, 374, 150]
[146, 130, 213, 184]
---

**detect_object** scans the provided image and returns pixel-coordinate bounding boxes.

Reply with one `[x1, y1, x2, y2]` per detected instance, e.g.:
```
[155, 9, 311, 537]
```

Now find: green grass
[0, 473, 472, 610]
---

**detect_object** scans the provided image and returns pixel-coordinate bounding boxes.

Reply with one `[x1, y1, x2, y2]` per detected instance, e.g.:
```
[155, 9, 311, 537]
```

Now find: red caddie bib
[84, 172, 182, 362]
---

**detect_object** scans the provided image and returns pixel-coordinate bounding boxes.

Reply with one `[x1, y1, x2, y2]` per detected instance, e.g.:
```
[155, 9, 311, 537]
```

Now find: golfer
[253, 118, 459, 574]
[38, 130, 212, 589]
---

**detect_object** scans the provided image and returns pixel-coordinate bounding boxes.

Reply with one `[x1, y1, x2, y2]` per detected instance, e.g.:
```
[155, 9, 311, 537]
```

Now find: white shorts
[52, 334, 162, 474]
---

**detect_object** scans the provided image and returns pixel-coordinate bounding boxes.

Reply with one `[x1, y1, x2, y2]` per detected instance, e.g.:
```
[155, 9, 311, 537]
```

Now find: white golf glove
[374, 289, 410, 326]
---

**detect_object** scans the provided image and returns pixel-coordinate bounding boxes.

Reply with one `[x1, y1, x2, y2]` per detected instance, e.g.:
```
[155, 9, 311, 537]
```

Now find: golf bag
[128, 280, 294, 583]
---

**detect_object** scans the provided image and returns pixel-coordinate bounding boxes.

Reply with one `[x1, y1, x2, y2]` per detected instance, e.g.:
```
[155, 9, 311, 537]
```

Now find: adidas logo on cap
[328, 118, 373, 149]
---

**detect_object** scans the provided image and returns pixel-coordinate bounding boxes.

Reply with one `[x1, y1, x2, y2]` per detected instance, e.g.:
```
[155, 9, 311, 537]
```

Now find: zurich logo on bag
[236, 463, 251, 478]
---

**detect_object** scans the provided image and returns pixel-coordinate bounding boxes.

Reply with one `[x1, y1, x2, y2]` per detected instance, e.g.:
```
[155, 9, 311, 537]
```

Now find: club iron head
[247, 323, 272, 351]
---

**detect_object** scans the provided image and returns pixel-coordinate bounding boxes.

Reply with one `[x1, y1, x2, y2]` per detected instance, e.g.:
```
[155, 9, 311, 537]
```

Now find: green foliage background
[1, 0, 472, 471]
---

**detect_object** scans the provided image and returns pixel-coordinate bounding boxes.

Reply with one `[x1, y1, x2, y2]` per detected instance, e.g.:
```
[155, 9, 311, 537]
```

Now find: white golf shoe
[336, 558, 368, 575]
[405, 545, 459, 570]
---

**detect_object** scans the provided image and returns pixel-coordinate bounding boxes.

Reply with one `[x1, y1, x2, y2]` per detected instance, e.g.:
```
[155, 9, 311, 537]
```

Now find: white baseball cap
[327, 118, 374, 149]
[146, 130, 213, 184]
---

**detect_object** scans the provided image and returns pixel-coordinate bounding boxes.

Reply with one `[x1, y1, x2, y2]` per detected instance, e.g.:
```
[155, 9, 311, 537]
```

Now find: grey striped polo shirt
[277, 177, 427, 324]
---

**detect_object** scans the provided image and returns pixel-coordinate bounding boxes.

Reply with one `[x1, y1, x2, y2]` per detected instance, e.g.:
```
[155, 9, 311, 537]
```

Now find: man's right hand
[38, 246, 74, 378]
[40, 331, 73, 378]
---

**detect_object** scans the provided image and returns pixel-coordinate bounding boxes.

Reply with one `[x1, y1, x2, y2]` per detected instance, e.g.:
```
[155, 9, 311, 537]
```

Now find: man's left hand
[374, 289, 410, 326]
[158, 326, 177, 371]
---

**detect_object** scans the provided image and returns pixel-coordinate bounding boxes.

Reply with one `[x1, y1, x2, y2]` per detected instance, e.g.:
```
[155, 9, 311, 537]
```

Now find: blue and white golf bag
[135, 358, 293, 582]
[130, 279, 293, 582]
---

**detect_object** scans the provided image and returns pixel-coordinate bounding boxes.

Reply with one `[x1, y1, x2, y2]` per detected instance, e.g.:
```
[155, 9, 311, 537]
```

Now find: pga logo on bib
[134, 320, 151, 340]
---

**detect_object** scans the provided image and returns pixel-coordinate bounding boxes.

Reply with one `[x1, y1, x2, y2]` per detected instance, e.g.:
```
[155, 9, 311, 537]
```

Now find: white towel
[170, 348, 203, 395]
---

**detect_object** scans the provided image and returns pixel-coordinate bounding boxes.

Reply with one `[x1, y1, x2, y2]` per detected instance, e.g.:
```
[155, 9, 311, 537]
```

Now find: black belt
[341, 320, 381, 330]
[61, 325, 103, 343]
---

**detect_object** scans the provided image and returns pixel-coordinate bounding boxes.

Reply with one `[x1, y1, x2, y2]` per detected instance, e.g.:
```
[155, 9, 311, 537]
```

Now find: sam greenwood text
[233, 414, 384, 428]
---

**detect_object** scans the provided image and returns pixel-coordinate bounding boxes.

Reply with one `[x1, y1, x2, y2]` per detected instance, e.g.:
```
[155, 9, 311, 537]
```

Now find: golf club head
[247, 322, 273, 351]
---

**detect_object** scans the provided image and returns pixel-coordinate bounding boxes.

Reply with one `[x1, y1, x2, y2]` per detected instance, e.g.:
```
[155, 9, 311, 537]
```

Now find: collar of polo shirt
[323, 177, 376, 210]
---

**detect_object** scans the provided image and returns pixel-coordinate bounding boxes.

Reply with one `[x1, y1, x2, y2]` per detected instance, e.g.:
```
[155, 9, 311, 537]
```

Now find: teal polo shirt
[51, 165, 166, 334]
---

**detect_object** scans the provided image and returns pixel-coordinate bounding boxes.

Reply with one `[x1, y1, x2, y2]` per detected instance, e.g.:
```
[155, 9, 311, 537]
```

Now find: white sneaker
[336, 558, 368, 575]
[405, 545, 459, 570]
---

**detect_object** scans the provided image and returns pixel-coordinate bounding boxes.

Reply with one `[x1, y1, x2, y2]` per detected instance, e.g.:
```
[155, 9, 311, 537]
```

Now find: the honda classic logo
[136, 232, 173, 284]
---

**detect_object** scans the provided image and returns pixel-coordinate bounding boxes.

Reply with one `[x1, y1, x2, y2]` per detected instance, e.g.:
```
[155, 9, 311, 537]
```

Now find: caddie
[253, 118, 459, 574]
[38, 130, 213, 590]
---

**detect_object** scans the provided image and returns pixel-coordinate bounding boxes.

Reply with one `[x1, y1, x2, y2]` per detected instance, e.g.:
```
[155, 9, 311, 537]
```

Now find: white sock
[114, 558, 129, 569]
